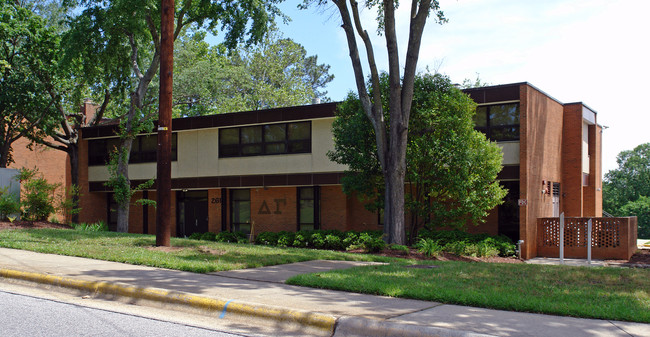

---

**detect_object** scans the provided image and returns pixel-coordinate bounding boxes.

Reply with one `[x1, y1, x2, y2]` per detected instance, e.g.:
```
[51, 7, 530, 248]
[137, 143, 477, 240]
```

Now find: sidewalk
[1, 247, 648, 337]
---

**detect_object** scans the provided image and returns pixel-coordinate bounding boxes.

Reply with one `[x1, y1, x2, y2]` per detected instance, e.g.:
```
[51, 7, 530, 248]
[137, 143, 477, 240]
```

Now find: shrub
[17, 168, 60, 221]
[387, 244, 410, 254]
[357, 232, 385, 252]
[188, 232, 203, 240]
[292, 231, 311, 248]
[443, 241, 468, 256]
[324, 234, 344, 250]
[0, 188, 20, 221]
[73, 221, 108, 232]
[200, 232, 217, 241]
[277, 231, 295, 247]
[255, 231, 280, 246]
[415, 238, 443, 257]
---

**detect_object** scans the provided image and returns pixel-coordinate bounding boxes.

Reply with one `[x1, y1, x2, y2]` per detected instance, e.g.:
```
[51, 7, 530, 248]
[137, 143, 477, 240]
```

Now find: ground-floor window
[231, 189, 251, 234]
[106, 193, 117, 232]
[298, 186, 319, 231]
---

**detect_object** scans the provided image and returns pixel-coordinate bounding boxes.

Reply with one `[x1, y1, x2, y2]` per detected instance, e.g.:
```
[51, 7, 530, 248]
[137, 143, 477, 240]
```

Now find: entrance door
[498, 181, 520, 243]
[177, 191, 209, 237]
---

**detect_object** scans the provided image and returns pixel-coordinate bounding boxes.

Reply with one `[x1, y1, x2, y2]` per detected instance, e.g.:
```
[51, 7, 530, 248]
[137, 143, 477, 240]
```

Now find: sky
[269, 0, 650, 175]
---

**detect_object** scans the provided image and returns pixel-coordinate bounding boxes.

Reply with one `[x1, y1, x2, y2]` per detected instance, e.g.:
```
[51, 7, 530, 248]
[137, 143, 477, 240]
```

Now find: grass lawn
[0, 228, 391, 272]
[287, 261, 650, 323]
[1, 228, 648, 323]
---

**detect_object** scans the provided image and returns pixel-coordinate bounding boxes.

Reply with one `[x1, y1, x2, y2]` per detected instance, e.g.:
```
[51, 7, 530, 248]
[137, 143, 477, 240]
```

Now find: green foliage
[620, 196, 650, 239]
[252, 229, 384, 252]
[386, 244, 410, 254]
[59, 184, 81, 220]
[200, 232, 217, 241]
[603, 143, 650, 238]
[0, 0, 61, 167]
[418, 229, 516, 257]
[172, 28, 334, 117]
[0, 187, 20, 221]
[329, 72, 507, 238]
[188, 232, 203, 240]
[17, 167, 59, 221]
[414, 238, 443, 257]
[73, 221, 108, 232]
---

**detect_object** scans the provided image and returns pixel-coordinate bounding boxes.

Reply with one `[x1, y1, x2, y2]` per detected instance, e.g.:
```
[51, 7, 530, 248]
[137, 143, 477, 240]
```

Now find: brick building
[77, 82, 603, 259]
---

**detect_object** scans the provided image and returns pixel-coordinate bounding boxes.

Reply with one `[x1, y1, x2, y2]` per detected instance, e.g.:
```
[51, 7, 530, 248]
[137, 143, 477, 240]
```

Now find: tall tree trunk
[115, 137, 134, 233]
[68, 143, 80, 223]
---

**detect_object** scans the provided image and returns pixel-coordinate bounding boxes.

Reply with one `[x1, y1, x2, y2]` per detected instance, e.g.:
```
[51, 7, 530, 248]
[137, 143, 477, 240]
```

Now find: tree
[329, 72, 506, 243]
[303, 0, 447, 244]
[0, 0, 60, 167]
[603, 143, 650, 238]
[64, 0, 283, 233]
[171, 28, 333, 117]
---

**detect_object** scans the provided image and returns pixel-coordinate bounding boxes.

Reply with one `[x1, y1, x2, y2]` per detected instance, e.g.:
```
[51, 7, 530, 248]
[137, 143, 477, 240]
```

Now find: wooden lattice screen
[537, 217, 637, 260]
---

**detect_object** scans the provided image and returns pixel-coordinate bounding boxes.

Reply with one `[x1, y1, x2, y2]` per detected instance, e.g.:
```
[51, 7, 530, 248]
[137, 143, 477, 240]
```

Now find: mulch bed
[1, 221, 648, 266]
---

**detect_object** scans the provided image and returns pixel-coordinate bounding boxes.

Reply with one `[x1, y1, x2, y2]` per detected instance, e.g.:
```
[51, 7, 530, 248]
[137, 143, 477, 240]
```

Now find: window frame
[87, 133, 178, 166]
[297, 186, 320, 231]
[473, 103, 520, 141]
[219, 121, 311, 158]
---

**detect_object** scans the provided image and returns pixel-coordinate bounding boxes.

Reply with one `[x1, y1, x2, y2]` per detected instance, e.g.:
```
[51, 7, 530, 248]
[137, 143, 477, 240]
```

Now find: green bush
[0, 188, 20, 221]
[255, 231, 280, 246]
[387, 244, 410, 254]
[357, 232, 385, 252]
[73, 221, 108, 232]
[215, 231, 244, 243]
[18, 168, 60, 221]
[443, 241, 468, 256]
[414, 238, 443, 257]
[418, 229, 516, 257]
[188, 232, 203, 240]
[200, 232, 217, 241]
[324, 234, 344, 250]
[277, 231, 295, 247]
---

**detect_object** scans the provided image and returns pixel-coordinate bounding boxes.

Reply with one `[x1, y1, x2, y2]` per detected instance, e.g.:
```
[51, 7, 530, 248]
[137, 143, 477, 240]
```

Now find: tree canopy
[603, 142, 650, 238]
[171, 28, 333, 117]
[329, 72, 506, 241]
[0, 0, 60, 167]
[62, 0, 284, 232]
[303, 0, 446, 244]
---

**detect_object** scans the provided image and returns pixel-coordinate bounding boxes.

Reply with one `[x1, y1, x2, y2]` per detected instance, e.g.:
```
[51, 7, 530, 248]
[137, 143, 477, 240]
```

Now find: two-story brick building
[75, 82, 602, 259]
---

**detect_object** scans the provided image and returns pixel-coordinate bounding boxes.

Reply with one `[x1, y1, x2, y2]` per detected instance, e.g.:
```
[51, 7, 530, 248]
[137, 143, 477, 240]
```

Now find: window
[107, 193, 117, 232]
[219, 122, 311, 158]
[231, 189, 251, 234]
[473, 103, 520, 141]
[297, 187, 319, 231]
[88, 133, 178, 166]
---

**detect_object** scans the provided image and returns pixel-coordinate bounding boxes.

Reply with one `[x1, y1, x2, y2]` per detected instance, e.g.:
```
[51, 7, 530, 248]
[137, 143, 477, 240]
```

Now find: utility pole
[156, 0, 174, 246]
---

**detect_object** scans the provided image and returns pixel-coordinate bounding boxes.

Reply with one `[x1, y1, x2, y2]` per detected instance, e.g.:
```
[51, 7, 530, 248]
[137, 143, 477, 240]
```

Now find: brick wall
[10, 137, 71, 222]
[562, 103, 584, 217]
[520, 85, 565, 259]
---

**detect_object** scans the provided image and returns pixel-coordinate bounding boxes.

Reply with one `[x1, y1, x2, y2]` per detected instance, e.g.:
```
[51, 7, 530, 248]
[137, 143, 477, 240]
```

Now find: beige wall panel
[88, 163, 178, 181]
[196, 129, 220, 176]
[177, 130, 199, 177]
[498, 141, 520, 165]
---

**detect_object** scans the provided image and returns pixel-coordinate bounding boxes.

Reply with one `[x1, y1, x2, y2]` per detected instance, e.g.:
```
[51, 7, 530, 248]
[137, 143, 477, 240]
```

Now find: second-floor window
[219, 121, 311, 158]
[473, 103, 520, 141]
[88, 133, 178, 166]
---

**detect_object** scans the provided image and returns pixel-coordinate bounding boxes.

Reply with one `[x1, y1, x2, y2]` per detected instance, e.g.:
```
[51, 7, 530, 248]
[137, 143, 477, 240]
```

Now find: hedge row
[255, 230, 385, 252]
[417, 229, 516, 257]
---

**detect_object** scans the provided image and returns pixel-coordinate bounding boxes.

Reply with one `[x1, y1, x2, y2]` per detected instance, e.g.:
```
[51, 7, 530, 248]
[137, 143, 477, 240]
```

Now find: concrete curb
[334, 316, 496, 337]
[0, 268, 336, 334]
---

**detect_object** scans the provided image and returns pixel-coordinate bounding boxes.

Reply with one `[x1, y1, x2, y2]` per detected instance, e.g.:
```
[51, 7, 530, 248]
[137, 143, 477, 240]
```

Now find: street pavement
[1, 247, 648, 337]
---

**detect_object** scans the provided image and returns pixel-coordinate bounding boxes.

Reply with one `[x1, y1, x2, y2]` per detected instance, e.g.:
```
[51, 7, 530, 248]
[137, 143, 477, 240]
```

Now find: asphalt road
[0, 288, 245, 337]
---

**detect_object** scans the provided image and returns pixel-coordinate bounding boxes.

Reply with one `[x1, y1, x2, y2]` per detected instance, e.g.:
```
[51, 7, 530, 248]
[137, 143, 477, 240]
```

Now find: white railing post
[560, 212, 564, 264]
[587, 219, 591, 265]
